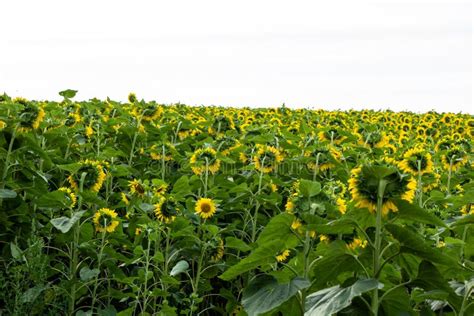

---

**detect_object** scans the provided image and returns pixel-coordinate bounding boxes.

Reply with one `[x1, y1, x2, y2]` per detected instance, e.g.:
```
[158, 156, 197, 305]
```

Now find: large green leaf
[242, 275, 310, 316]
[305, 279, 382, 316]
[412, 260, 462, 308]
[36, 190, 70, 208]
[311, 253, 361, 287]
[393, 199, 447, 227]
[225, 236, 252, 252]
[50, 210, 86, 233]
[219, 240, 282, 281]
[256, 213, 294, 245]
[299, 179, 321, 198]
[0, 189, 17, 199]
[385, 224, 457, 266]
[170, 260, 189, 276]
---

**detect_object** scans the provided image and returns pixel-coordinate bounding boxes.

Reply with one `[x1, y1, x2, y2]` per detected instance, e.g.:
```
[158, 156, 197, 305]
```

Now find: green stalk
[446, 156, 455, 196]
[0, 125, 17, 206]
[312, 153, 321, 181]
[161, 144, 166, 181]
[68, 172, 86, 316]
[371, 179, 387, 316]
[128, 115, 143, 166]
[91, 229, 107, 313]
[250, 170, 264, 243]
[204, 159, 209, 197]
[417, 160, 423, 207]
[141, 234, 152, 314]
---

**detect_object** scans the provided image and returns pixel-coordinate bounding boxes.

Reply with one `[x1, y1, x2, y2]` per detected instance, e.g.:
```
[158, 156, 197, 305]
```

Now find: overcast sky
[1, 0, 472, 113]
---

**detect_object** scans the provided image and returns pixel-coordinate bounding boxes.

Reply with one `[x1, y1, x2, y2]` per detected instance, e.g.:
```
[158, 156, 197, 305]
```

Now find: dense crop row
[0, 90, 473, 315]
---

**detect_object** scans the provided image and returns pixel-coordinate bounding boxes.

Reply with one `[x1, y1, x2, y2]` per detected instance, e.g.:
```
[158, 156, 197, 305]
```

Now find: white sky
[1, 0, 472, 113]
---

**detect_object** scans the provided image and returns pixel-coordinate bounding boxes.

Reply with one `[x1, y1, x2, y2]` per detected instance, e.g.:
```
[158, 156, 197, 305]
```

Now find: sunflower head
[195, 197, 217, 219]
[190, 147, 221, 175]
[17, 101, 45, 131]
[253, 145, 284, 173]
[210, 238, 225, 262]
[154, 197, 177, 223]
[348, 163, 417, 216]
[441, 146, 468, 171]
[399, 147, 433, 175]
[68, 160, 106, 192]
[128, 179, 146, 197]
[276, 249, 291, 262]
[93, 208, 119, 233]
[58, 187, 77, 208]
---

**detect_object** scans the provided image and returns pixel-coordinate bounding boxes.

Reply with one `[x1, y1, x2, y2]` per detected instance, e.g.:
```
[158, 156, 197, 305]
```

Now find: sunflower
[347, 238, 368, 250]
[460, 204, 473, 215]
[210, 238, 225, 262]
[253, 145, 284, 173]
[128, 92, 137, 103]
[58, 187, 77, 208]
[153, 197, 177, 223]
[190, 147, 221, 175]
[0, 120, 6, 130]
[305, 147, 341, 172]
[67, 160, 107, 192]
[85, 123, 94, 138]
[128, 179, 146, 197]
[17, 101, 45, 131]
[336, 197, 347, 214]
[441, 146, 468, 171]
[93, 208, 119, 233]
[399, 147, 433, 175]
[195, 197, 217, 219]
[348, 164, 417, 216]
[150, 143, 174, 161]
[276, 249, 290, 262]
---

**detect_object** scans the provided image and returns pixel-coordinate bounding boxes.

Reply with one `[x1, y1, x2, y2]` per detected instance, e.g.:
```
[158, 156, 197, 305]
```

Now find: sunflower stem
[204, 158, 209, 197]
[417, 160, 423, 207]
[0, 124, 17, 207]
[91, 228, 107, 314]
[312, 153, 321, 181]
[162, 144, 166, 181]
[251, 170, 264, 243]
[372, 179, 387, 316]
[446, 156, 455, 196]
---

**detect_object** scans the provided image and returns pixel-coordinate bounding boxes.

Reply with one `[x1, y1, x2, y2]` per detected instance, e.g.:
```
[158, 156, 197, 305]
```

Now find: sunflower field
[0, 90, 473, 316]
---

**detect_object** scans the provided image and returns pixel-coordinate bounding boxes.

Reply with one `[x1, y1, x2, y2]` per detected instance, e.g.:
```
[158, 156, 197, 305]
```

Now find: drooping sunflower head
[17, 101, 45, 131]
[150, 143, 174, 161]
[195, 197, 217, 219]
[68, 160, 107, 192]
[209, 238, 225, 262]
[348, 163, 417, 216]
[154, 197, 177, 223]
[253, 145, 284, 173]
[305, 146, 340, 172]
[93, 208, 119, 233]
[441, 146, 468, 171]
[127, 92, 137, 103]
[128, 179, 146, 197]
[190, 147, 221, 175]
[209, 114, 236, 135]
[399, 147, 433, 175]
[276, 249, 291, 263]
[58, 187, 77, 208]
[141, 102, 163, 121]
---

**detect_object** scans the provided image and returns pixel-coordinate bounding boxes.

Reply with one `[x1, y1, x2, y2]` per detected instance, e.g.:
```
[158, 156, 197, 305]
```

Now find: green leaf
[0, 189, 17, 199]
[305, 279, 382, 316]
[393, 199, 447, 227]
[59, 89, 78, 98]
[450, 214, 474, 228]
[36, 190, 69, 208]
[171, 176, 191, 198]
[385, 224, 457, 266]
[51, 210, 86, 233]
[20, 285, 46, 303]
[412, 260, 461, 308]
[10, 242, 22, 260]
[170, 260, 189, 276]
[242, 275, 310, 316]
[311, 253, 361, 287]
[256, 213, 294, 246]
[299, 179, 321, 198]
[225, 237, 252, 252]
[219, 240, 282, 281]
[80, 267, 100, 281]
